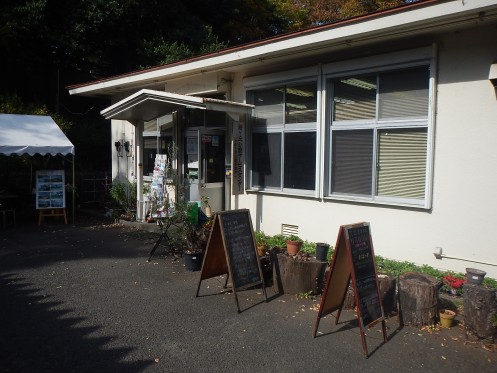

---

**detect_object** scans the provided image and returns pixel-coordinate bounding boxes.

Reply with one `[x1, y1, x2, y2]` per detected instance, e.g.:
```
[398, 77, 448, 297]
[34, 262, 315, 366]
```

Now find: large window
[249, 82, 317, 193]
[143, 114, 174, 176]
[329, 66, 430, 206]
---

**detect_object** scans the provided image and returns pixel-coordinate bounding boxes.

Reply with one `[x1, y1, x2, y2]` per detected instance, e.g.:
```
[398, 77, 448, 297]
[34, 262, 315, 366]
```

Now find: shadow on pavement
[0, 274, 153, 372]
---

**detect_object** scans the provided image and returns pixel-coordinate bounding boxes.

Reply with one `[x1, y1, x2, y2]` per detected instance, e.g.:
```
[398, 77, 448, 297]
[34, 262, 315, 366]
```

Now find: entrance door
[184, 130, 225, 213]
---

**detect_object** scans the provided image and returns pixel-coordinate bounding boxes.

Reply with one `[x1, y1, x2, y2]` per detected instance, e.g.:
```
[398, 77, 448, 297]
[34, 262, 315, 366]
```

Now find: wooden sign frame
[313, 222, 387, 357]
[195, 209, 267, 312]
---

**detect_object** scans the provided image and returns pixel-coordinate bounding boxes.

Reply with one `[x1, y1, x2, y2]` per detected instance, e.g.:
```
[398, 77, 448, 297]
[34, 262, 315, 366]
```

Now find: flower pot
[286, 240, 302, 256]
[205, 206, 212, 218]
[257, 245, 267, 257]
[466, 268, 486, 285]
[315, 243, 330, 262]
[184, 251, 204, 271]
[439, 309, 456, 328]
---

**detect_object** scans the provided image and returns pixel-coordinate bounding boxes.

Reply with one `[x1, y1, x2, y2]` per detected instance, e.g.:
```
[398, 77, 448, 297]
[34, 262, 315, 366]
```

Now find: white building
[69, 0, 497, 278]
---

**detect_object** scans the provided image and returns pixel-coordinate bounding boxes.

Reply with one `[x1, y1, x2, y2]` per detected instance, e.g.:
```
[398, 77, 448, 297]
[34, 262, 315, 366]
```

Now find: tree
[271, 0, 412, 30]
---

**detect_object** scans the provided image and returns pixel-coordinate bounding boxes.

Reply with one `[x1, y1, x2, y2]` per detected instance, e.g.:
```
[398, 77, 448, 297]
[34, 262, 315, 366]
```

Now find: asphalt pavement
[0, 215, 495, 372]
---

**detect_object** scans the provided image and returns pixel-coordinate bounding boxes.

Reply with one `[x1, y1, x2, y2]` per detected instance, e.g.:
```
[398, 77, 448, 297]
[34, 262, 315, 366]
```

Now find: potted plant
[441, 273, 465, 295]
[285, 235, 303, 256]
[108, 179, 137, 221]
[439, 309, 456, 328]
[254, 231, 268, 256]
[201, 195, 212, 218]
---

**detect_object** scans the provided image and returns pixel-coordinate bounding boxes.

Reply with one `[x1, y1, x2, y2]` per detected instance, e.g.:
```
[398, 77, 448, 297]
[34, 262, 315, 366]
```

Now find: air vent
[281, 224, 299, 236]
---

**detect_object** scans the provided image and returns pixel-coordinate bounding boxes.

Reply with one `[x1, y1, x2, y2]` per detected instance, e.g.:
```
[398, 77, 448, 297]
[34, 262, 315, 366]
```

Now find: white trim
[244, 66, 319, 88]
[322, 46, 433, 76]
[101, 89, 254, 121]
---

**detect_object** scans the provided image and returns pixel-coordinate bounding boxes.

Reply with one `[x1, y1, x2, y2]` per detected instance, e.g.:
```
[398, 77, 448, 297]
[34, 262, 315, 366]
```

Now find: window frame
[247, 77, 321, 196]
[325, 60, 435, 209]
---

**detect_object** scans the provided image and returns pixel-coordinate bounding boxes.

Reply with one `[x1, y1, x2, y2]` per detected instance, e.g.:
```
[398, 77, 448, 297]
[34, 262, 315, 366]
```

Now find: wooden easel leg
[382, 320, 387, 342]
[360, 329, 369, 358]
[313, 317, 321, 338]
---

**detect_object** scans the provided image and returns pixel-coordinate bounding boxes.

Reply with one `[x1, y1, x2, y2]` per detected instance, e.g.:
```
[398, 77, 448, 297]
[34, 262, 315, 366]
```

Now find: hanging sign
[196, 209, 267, 312]
[313, 222, 387, 357]
[231, 122, 244, 195]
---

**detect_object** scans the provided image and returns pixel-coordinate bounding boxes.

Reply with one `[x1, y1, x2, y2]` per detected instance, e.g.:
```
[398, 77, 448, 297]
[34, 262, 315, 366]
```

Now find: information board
[196, 209, 267, 312]
[313, 222, 386, 357]
[35, 170, 65, 209]
[218, 210, 261, 289]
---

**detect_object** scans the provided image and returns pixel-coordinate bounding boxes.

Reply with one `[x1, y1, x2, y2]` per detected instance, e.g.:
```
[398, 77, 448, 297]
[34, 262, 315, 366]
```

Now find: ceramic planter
[184, 251, 204, 271]
[315, 243, 330, 262]
[439, 309, 456, 328]
[286, 240, 303, 256]
[466, 268, 486, 285]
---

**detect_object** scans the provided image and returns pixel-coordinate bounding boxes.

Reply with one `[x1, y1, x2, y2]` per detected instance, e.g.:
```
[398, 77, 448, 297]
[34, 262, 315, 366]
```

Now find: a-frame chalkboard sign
[313, 222, 387, 357]
[195, 209, 267, 312]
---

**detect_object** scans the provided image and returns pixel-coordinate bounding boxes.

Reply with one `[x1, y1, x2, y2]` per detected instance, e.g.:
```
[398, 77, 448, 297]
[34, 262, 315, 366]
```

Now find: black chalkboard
[346, 224, 383, 328]
[314, 222, 386, 357]
[218, 210, 262, 290]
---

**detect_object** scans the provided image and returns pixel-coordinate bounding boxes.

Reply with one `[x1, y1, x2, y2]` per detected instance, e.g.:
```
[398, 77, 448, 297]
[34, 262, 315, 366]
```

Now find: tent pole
[72, 154, 75, 224]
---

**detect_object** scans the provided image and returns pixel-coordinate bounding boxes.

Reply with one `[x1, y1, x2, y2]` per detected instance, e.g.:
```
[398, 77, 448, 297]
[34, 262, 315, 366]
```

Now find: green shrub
[255, 232, 497, 289]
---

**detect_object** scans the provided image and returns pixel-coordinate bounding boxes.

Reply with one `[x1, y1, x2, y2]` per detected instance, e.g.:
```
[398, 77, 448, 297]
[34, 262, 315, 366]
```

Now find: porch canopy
[101, 89, 254, 122]
[0, 114, 75, 156]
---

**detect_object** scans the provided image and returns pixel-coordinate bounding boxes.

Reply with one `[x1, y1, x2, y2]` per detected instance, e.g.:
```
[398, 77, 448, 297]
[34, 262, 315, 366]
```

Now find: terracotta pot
[257, 245, 267, 257]
[286, 240, 302, 256]
[439, 309, 456, 328]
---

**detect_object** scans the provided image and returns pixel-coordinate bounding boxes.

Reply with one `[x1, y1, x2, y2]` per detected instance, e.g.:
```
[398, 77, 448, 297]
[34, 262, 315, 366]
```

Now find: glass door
[184, 129, 225, 214]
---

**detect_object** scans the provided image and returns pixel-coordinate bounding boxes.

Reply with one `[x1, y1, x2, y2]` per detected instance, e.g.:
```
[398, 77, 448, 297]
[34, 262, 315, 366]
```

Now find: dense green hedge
[256, 232, 497, 289]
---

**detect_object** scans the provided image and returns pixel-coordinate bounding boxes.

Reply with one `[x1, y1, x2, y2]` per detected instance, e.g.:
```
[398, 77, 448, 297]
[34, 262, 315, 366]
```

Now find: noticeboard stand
[195, 210, 267, 313]
[313, 223, 387, 358]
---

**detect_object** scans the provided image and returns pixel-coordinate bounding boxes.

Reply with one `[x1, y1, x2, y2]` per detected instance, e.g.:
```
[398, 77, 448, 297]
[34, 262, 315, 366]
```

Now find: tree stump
[378, 274, 397, 314]
[272, 253, 327, 295]
[398, 272, 440, 326]
[463, 283, 497, 343]
[339, 275, 397, 312]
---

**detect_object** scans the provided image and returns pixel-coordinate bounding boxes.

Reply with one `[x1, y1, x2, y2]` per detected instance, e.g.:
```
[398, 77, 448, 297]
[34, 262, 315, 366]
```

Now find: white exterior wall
[233, 25, 497, 278]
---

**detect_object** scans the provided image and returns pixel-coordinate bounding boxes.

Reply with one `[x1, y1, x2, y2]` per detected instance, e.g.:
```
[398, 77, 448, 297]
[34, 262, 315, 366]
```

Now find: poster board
[35, 170, 65, 209]
[313, 222, 386, 357]
[196, 209, 267, 312]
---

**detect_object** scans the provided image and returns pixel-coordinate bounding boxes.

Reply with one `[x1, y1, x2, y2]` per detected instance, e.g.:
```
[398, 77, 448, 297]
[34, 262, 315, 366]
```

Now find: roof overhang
[69, 0, 497, 98]
[101, 89, 254, 122]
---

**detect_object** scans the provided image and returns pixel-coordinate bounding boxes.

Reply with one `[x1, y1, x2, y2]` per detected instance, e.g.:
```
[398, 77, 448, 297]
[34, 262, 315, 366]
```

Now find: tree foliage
[0, 0, 416, 173]
[271, 0, 411, 30]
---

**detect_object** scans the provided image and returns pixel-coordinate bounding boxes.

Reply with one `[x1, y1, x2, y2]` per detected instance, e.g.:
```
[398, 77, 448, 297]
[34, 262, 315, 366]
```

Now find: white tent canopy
[0, 114, 75, 156]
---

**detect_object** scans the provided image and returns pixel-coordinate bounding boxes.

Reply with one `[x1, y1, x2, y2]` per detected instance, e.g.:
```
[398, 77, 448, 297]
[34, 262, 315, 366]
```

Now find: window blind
[376, 128, 427, 199]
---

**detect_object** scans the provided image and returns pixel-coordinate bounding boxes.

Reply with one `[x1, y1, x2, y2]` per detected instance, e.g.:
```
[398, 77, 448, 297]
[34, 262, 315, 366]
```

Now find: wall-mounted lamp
[123, 141, 132, 157]
[114, 141, 123, 157]
[489, 61, 497, 94]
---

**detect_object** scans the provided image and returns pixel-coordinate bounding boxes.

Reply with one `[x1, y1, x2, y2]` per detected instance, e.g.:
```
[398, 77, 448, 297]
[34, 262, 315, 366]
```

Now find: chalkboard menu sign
[218, 211, 262, 289]
[196, 209, 267, 312]
[346, 225, 382, 328]
[314, 222, 386, 357]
